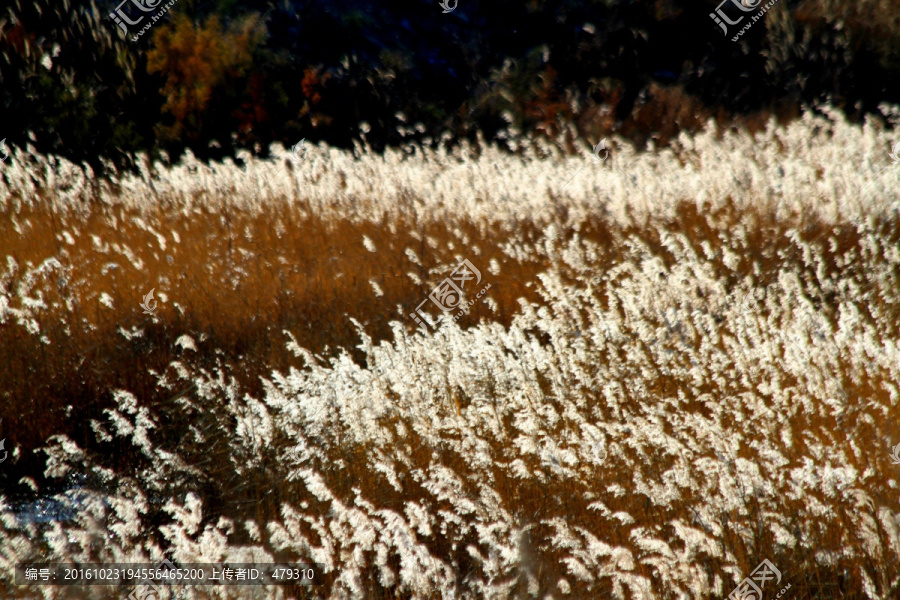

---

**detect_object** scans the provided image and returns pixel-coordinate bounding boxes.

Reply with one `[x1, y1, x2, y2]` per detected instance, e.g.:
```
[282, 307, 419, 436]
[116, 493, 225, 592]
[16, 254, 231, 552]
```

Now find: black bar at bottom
[15, 563, 329, 585]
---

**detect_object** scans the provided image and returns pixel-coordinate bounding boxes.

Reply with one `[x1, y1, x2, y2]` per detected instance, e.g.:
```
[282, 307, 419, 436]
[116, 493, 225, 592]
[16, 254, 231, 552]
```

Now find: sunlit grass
[1, 109, 900, 599]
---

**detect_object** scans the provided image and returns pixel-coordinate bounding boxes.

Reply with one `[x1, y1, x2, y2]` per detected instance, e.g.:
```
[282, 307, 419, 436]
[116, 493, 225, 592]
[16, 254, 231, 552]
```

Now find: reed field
[2, 108, 900, 599]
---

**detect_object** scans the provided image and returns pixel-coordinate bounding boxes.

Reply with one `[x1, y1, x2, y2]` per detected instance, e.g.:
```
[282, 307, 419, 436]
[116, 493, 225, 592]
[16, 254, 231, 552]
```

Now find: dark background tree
[3, 0, 900, 174]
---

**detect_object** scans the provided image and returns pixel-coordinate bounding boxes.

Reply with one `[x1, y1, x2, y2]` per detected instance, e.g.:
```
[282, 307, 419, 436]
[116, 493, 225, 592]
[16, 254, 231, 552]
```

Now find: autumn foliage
[147, 13, 266, 143]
